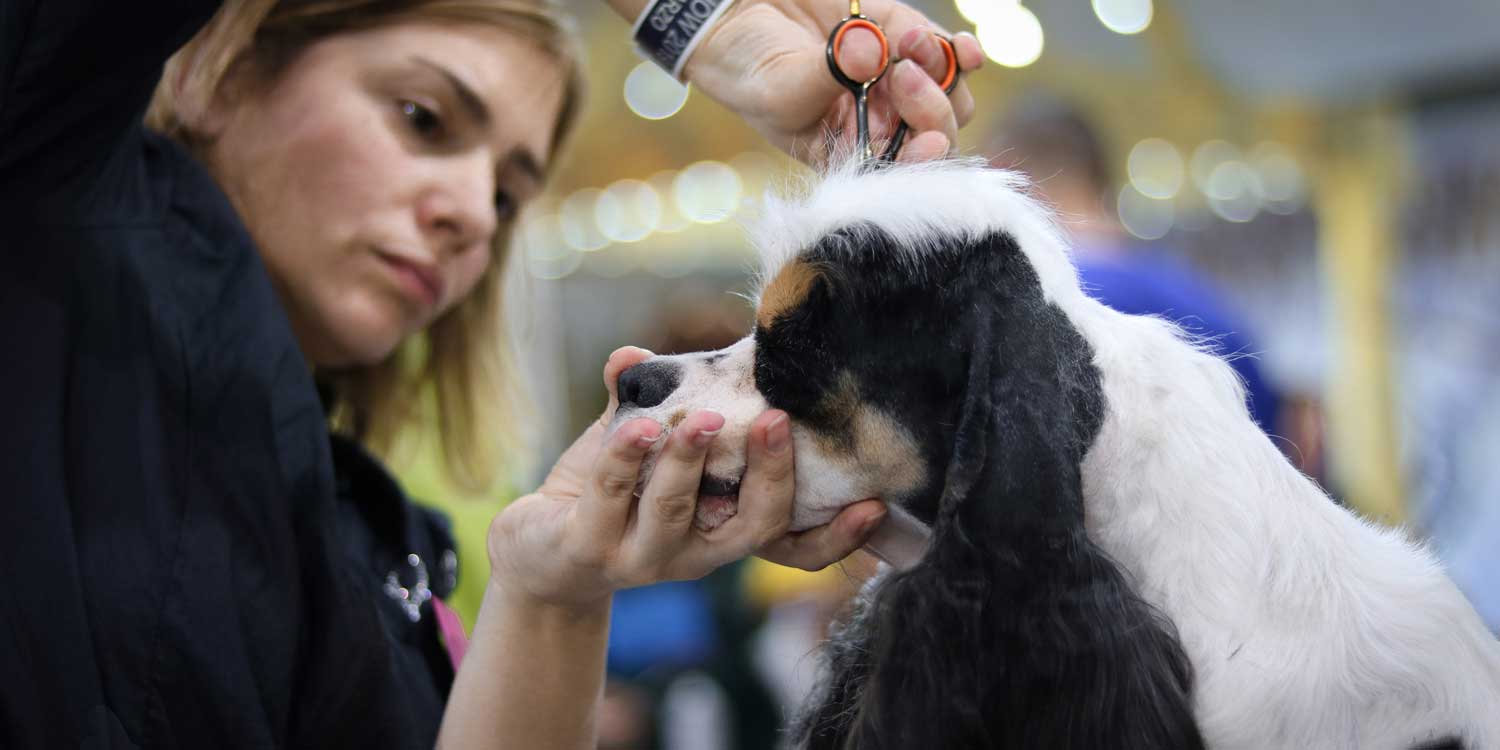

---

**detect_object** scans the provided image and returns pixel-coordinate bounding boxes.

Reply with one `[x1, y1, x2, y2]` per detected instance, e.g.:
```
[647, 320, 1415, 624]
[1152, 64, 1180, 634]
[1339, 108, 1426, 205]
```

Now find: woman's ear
[183, 58, 249, 142]
[148, 0, 277, 140]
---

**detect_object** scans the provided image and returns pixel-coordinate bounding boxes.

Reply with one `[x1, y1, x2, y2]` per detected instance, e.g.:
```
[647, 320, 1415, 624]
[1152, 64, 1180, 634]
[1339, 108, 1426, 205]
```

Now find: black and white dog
[608, 159, 1500, 749]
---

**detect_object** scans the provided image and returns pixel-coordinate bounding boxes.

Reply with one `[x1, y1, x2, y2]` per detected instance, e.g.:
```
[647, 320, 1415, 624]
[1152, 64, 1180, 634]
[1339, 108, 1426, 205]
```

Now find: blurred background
[389, 1, 1500, 746]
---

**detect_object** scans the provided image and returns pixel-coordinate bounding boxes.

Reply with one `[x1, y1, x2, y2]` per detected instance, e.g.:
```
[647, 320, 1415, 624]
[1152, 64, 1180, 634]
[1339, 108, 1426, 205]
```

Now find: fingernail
[765, 414, 790, 454]
[636, 427, 663, 448]
[859, 510, 888, 536]
[692, 427, 721, 448]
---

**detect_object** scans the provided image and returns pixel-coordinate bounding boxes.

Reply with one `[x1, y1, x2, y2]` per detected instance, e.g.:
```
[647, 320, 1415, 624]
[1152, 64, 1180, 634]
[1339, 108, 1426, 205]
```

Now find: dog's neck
[862, 504, 932, 571]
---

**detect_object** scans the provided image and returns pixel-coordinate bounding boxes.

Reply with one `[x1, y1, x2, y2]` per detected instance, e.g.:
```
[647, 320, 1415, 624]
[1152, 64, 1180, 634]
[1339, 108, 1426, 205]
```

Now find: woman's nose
[418, 157, 497, 250]
[617, 359, 684, 410]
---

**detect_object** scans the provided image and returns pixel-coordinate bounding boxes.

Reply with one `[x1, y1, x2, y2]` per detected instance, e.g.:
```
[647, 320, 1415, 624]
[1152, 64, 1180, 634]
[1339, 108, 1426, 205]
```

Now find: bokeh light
[1189, 140, 1244, 198]
[648, 170, 693, 233]
[1092, 0, 1153, 35]
[976, 4, 1044, 68]
[519, 213, 582, 279]
[623, 61, 690, 121]
[1127, 138, 1185, 199]
[558, 189, 609, 252]
[955, 0, 1017, 26]
[594, 179, 662, 243]
[1249, 141, 1307, 214]
[1117, 183, 1175, 240]
[1205, 161, 1263, 222]
[673, 161, 743, 224]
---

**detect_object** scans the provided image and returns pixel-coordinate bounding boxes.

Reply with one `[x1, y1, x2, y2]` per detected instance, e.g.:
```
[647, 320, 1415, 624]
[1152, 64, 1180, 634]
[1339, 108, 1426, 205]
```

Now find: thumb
[599, 346, 654, 426]
[831, 24, 886, 86]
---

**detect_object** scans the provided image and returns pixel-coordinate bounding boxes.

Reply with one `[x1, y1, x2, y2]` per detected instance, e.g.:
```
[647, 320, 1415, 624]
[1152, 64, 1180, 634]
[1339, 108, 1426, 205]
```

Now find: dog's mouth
[694, 474, 742, 532]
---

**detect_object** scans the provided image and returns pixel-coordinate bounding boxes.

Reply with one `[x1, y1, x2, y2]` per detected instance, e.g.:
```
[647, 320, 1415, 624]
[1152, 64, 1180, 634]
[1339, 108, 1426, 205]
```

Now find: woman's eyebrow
[411, 56, 490, 126]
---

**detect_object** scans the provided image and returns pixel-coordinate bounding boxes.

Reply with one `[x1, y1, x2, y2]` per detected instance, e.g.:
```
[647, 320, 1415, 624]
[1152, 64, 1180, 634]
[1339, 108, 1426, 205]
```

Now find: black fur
[758, 227, 1205, 749]
[1411, 738, 1464, 750]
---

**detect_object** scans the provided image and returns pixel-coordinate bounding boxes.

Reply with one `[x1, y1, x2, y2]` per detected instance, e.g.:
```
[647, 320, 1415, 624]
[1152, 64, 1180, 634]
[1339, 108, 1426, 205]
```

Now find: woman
[0, 0, 980, 747]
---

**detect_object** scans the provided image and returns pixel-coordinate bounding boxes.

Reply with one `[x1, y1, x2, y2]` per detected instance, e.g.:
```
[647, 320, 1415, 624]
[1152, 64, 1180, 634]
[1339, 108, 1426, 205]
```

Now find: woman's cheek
[443, 245, 493, 313]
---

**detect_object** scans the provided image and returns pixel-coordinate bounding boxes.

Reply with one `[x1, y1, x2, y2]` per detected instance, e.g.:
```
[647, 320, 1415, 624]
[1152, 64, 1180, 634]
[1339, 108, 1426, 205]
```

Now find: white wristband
[631, 0, 740, 81]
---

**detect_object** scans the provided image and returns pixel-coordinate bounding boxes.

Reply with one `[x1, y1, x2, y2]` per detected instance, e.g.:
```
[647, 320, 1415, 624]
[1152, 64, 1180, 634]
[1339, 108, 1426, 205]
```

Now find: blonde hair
[148, 0, 584, 492]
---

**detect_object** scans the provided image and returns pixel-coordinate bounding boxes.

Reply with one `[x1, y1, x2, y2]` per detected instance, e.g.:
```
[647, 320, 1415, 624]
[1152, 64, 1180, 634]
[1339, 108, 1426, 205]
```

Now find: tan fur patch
[851, 408, 927, 499]
[811, 372, 862, 454]
[812, 372, 926, 499]
[666, 410, 687, 429]
[756, 260, 821, 329]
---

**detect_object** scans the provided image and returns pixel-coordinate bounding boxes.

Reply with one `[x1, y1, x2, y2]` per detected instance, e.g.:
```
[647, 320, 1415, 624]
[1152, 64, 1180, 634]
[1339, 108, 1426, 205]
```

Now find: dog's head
[609, 159, 1208, 747]
[607, 159, 1106, 536]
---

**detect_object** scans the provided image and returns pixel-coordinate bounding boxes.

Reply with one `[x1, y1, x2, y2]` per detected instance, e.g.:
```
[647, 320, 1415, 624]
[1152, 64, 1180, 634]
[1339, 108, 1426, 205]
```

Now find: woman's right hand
[486, 346, 885, 614]
[683, 0, 985, 167]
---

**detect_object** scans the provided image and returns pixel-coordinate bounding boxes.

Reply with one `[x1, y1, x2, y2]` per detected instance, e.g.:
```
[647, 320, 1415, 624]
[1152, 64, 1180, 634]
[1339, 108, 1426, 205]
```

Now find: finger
[885, 59, 958, 157]
[897, 130, 951, 164]
[692, 410, 795, 563]
[891, 26, 977, 133]
[833, 24, 886, 85]
[951, 82, 976, 129]
[952, 31, 985, 72]
[758, 499, 888, 571]
[733, 411, 796, 545]
[599, 346, 655, 426]
[873, 3, 955, 80]
[949, 32, 982, 128]
[627, 410, 724, 567]
[578, 418, 662, 547]
[872, 2, 934, 48]
[891, 59, 957, 139]
[894, 26, 952, 90]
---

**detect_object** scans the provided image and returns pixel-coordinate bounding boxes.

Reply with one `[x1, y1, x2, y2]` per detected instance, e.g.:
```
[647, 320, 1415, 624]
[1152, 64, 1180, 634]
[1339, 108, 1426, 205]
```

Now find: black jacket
[1, 2, 458, 747]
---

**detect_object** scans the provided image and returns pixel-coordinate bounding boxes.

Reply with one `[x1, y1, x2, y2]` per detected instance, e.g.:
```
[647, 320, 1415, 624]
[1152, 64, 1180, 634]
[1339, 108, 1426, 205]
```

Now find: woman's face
[207, 22, 565, 367]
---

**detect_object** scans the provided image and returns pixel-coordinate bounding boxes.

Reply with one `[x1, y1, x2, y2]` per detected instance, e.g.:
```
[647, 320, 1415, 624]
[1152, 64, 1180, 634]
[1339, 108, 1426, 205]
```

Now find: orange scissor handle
[825, 1, 965, 166]
[932, 33, 959, 93]
[827, 16, 890, 89]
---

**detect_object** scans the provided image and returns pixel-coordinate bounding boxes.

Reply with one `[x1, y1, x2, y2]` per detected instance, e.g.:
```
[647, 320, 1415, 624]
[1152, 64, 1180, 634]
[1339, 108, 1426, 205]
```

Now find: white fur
[609, 337, 871, 532]
[751, 157, 1088, 319]
[745, 159, 1500, 749]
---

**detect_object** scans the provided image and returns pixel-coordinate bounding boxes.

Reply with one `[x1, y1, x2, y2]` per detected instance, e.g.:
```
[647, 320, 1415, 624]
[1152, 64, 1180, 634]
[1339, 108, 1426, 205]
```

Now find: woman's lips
[377, 250, 444, 308]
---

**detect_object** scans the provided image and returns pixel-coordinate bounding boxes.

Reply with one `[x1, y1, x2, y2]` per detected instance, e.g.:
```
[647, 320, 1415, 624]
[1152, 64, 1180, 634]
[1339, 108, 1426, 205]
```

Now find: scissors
[825, 0, 959, 165]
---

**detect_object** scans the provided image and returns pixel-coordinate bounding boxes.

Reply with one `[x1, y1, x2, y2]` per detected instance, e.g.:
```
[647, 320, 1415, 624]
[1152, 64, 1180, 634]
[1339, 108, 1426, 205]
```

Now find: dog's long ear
[792, 232, 1206, 750]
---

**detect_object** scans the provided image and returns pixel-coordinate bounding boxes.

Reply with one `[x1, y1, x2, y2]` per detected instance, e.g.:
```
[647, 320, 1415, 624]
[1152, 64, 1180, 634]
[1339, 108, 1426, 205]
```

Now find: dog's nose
[617, 359, 683, 410]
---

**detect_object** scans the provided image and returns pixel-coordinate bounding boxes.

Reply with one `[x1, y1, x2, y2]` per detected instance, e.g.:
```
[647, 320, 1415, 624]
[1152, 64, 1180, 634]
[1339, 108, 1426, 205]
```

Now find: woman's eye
[399, 100, 443, 139]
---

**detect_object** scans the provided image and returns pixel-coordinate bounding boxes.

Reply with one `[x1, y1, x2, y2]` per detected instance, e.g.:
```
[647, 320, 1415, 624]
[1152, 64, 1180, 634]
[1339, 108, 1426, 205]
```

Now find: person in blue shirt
[985, 97, 1282, 433]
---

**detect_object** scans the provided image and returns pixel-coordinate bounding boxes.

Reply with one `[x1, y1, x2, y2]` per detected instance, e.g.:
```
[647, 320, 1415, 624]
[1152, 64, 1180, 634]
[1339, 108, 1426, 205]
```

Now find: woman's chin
[305, 313, 412, 369]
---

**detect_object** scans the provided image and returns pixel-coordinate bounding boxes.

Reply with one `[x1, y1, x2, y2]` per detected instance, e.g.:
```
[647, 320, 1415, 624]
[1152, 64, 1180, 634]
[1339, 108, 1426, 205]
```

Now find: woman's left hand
[683, 0, 985, 166]
[489, 346, 885, 610]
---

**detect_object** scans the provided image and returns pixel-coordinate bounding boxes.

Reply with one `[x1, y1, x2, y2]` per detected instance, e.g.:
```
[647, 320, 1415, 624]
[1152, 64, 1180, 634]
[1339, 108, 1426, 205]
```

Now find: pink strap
[432, 598, 469, 672]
